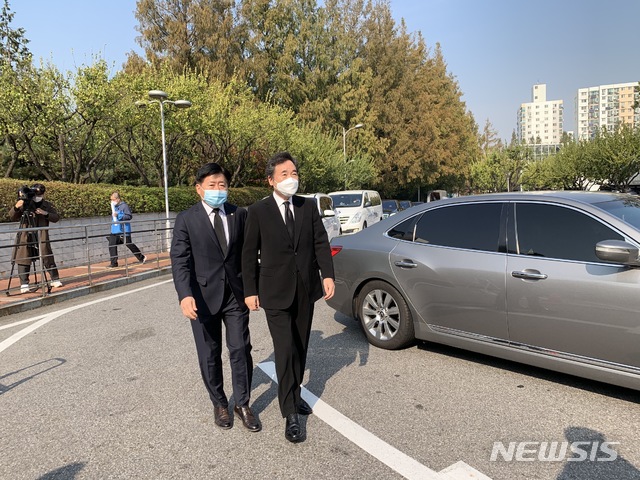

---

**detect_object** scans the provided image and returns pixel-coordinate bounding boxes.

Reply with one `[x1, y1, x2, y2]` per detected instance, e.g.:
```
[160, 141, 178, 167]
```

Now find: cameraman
[9, 183, 63, 293]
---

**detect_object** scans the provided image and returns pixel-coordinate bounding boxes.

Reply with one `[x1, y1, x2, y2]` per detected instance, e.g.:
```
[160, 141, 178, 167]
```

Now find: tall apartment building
[517, 84, 564, 146]
[575, 82, 639, 141]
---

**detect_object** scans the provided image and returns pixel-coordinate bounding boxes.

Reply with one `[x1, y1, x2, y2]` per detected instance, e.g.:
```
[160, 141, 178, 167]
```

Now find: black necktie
[284, 201, 295, 241]
[213, 208, 227, 256]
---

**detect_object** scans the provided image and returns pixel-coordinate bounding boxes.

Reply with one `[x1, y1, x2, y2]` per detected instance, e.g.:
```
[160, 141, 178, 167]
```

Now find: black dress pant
[264, 272, 314, 417]
[108, 233, 144, 265]
[190, 284, 253, 408]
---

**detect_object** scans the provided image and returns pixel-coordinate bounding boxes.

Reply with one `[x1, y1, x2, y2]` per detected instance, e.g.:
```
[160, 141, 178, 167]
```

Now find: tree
[589, 124, 640, 191]
[0, 0, 34, 178]
[540, 139, 595, 191]
[0, 0, 30, 69]
[479, 119, 503, 157]
[131, 0, 242, 79]
[469, 144, 530, 193]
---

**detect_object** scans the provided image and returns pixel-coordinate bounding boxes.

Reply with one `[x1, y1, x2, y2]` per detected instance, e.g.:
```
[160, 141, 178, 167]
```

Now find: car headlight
[349, 212, 363, 223]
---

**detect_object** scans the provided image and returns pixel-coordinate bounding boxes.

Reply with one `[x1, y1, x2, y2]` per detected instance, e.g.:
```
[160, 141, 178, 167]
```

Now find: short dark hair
[266, 151, 297, 179]
[32, 183, 45, 195]
[195, 163, 232, 185]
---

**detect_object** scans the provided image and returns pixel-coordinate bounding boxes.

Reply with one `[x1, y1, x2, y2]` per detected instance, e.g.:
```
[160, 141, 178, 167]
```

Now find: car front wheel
[357, 281, 414, 349]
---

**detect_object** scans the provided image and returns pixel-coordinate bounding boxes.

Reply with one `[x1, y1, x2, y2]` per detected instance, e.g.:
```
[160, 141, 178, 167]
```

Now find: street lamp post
[342, 123, 363, 189]
[136, 90, 192, 250]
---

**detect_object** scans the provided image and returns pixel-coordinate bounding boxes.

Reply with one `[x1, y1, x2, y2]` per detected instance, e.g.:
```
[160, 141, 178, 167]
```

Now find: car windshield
[382, 200, 398, 211]
[331, 194, 362, 207]
[595, 197, 640, 230]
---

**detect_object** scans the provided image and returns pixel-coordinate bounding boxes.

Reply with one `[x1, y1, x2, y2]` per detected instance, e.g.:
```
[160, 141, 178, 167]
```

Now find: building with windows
[516, 84, 564, 159]
[575, 82, 639, 141]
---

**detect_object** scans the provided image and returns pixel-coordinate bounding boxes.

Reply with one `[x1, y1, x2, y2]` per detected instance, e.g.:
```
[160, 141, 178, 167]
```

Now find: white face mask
[34, 196, 43, 203]
[276, 177, 299, 197]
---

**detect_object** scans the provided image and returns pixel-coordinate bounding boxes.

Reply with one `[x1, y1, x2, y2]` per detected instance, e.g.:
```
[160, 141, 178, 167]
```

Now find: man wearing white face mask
[171, 163, 259, 433]
[242, 151, 335, 443]
[107, 192, 146, 268]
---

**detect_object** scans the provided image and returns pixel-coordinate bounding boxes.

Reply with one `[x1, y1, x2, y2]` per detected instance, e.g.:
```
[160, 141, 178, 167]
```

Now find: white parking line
[258, 361, 442, 480]
[0, 279, 174, 355]
[0, 314, 49, 331]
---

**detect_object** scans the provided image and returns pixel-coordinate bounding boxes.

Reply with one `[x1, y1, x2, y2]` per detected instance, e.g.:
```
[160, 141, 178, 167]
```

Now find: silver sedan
[327, 191, 640, 391]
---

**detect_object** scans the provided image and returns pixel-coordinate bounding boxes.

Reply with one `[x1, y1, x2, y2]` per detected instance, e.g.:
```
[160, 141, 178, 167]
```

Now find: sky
[12, 0, 640, 142]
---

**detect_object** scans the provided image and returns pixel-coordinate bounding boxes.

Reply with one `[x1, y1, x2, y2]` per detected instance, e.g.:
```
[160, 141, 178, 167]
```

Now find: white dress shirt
[202, 201, 229, 245]
[273, 192, 295, 224]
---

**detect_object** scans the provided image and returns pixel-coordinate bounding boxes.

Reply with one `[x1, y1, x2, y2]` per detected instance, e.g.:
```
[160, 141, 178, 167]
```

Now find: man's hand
[323, 278, 335, 300]
[180, 296, 198, 320]
[15, 200, 24, 209]
[245, 295, 260, 311]
[35, 208, 47, 216]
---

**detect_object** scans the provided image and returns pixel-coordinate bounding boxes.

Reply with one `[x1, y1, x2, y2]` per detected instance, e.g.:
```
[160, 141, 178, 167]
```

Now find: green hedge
[0, 179, 271, 223]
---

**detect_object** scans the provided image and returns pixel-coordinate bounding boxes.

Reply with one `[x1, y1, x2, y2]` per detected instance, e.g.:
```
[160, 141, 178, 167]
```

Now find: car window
[387, 215, 421, 241]
[330, 194, 361, 207]
[382, 200, 398, 211]
[595, 196, 640, 230]
[319, 196, 332, 211]
[414, 203, 503, 252]
[514, 203, 624, 262]
[370, 193, 382, 206]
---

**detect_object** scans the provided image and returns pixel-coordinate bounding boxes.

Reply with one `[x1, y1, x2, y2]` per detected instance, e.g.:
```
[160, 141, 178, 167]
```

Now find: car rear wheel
[357, 281, 414, 349]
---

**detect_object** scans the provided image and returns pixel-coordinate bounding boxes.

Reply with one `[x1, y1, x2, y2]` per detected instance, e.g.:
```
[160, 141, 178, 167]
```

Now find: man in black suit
[242, 151, 335, 443]
[171, 163, 260, 432]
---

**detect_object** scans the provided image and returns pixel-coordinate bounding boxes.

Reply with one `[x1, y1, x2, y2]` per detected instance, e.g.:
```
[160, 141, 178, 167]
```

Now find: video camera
[17, 184, 44, 212]
[18, 185, 36, 201]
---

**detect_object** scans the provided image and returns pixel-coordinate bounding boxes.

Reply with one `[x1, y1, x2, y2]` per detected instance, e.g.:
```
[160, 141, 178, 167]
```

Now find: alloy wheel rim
[362, 289, 400, 340]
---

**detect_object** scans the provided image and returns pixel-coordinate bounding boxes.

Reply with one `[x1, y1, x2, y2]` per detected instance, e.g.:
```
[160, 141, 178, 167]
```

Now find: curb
[0, 267, 172, 317]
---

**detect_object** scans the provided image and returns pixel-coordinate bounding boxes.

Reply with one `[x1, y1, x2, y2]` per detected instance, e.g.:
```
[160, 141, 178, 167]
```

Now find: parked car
[382, 199, 403, 219]
[300, 193, 341, 241]
[328, 190, 383, 234]
[327, 191, 640, 391]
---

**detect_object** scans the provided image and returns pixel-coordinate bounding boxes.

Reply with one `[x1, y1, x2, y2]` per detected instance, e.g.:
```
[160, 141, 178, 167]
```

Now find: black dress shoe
[234, 405, 261, 432]
[285, 413, 305, 443]
[214, 405, 232, 429]
[297, 399, 313, 415]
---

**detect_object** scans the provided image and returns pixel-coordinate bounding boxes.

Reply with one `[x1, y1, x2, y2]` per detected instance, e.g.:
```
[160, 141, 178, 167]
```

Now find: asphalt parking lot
[1, 277, 638, 479]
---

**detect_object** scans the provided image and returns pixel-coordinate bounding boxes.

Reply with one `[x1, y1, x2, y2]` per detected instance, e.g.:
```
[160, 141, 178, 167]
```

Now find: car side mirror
[595, 240, 640, 266]
[323, 209, 335, 217]
[364, 201, 372, 207]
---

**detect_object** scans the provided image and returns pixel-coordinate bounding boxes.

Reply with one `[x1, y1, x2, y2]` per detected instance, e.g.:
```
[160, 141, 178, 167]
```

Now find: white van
[300, 193, 341, 242]
[328, 190, 383, 234]
[426, 189, 449, 202]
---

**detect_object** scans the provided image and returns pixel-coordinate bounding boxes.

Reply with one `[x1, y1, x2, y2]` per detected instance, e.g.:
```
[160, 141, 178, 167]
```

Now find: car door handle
[394, 260, 417, 268]
[511, 270, 548, 280]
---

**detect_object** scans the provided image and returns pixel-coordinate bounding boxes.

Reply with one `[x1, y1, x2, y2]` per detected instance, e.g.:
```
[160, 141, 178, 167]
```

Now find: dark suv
[382, 199, 403, 219]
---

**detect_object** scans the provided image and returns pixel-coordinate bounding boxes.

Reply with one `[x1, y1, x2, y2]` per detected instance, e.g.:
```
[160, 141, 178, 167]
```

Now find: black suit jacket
[171, 201, 248, 316]
[242, 194, 334, 310]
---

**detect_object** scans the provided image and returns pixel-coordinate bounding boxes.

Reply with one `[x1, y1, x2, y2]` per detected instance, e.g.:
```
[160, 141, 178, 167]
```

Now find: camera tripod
[5, 209, 52, 296]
